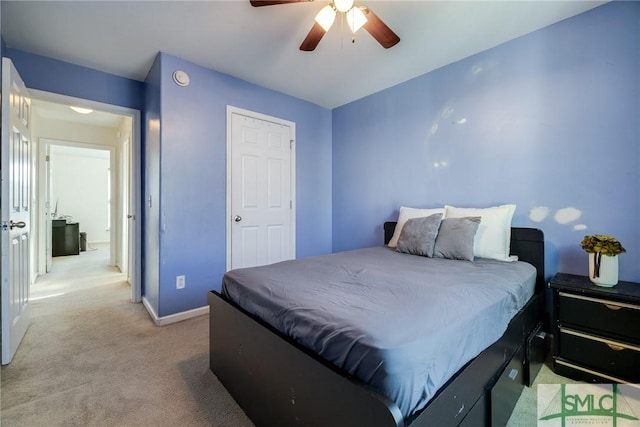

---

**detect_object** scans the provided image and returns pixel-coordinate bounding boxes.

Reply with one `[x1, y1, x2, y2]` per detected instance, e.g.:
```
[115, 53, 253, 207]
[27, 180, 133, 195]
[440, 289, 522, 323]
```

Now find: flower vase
[589, 252, 618, 287]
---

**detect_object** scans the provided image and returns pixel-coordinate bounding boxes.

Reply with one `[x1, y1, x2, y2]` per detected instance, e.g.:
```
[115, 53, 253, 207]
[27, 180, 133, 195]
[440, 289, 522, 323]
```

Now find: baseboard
[142, 297, 159, 323]
[142, 297, 209, 326]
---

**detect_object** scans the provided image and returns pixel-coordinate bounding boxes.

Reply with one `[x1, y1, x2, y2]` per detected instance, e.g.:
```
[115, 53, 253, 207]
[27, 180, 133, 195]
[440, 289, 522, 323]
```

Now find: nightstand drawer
[559, 327, 640, 382]
[558, 292, 640, 342]
[554, 359, 628, 383]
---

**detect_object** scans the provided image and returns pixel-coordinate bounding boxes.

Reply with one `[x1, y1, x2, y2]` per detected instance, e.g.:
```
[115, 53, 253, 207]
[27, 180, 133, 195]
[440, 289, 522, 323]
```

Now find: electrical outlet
[176, 275, 186, 289]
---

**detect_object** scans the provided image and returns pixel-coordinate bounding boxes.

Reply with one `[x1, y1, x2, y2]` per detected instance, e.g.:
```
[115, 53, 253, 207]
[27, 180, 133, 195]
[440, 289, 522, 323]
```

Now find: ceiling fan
[250, 0, 400, 51]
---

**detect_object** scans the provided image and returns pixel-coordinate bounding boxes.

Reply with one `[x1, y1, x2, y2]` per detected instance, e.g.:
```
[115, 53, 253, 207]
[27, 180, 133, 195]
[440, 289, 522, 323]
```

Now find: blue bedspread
[221, 246, 536, 417]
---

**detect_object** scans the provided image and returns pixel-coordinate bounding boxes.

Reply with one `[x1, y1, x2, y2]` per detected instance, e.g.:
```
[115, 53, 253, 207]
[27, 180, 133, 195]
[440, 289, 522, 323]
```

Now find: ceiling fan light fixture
[346, 6, 367, 33]
[314, 5, 336, 31]
[252, 0, 399, 51]
[333, 0, 354, 13]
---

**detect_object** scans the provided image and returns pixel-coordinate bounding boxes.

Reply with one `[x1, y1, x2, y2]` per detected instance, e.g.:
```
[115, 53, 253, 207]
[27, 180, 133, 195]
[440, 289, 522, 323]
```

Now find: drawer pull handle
[508, 368, 519, 381]
[606, 343, 625, 351]
[604, 303, 622, 311]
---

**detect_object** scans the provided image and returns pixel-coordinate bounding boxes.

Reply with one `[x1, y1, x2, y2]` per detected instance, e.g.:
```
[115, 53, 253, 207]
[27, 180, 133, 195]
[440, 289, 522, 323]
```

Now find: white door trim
[30, 89, 142, 303]
[226, 105, 296, 271]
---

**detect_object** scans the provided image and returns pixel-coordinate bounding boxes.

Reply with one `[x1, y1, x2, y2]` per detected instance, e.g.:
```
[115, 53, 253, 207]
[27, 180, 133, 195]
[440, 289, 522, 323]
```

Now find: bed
[209, 222, 545, 427]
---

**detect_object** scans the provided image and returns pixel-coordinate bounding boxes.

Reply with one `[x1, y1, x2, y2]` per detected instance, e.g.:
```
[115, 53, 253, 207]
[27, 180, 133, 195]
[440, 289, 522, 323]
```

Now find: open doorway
[30, 91, 141, 303]
[45, 142, 113, 270]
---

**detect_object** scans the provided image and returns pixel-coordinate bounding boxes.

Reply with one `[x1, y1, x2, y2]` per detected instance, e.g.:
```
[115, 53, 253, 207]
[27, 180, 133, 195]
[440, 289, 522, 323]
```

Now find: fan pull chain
[340, 12, 345, 50]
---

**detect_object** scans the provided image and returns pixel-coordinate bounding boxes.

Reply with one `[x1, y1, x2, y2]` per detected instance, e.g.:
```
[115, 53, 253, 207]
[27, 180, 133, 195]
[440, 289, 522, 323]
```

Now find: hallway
[31, 243, 125, 301]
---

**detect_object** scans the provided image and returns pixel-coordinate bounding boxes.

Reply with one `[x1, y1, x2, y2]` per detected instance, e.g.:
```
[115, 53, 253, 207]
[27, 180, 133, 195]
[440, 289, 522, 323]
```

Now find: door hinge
[45, 155, 50, 161]
[290, 200, 293, 209]
[290, 140, 294, 150]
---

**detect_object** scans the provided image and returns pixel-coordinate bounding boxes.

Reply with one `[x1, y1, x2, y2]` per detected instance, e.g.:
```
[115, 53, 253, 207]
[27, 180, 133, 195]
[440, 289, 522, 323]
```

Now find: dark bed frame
[209, 224, 545, 427]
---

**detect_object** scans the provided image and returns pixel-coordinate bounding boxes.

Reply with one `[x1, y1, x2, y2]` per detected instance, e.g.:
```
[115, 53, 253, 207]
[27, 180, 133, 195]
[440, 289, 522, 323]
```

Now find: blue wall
[151, 53, 332, 317]
[332, 2, 640, 282]
[6, 49, 144, 111]
[144, 55, 162, 314]
[1, 36, 6, 84]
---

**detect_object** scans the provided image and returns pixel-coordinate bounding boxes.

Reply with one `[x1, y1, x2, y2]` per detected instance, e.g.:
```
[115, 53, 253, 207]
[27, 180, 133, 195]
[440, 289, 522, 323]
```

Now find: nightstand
[548, 273, 640, 383]
[52, 220, 80, 256]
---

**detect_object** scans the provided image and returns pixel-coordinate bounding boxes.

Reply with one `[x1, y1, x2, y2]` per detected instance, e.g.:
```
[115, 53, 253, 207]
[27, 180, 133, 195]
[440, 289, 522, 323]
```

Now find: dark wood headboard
[383, 222, 545, 292]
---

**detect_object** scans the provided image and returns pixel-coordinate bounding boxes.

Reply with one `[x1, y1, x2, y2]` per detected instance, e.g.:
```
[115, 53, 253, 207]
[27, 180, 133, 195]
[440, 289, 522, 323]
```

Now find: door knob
[10, 221, 26, 229]
[234, 215, 242, 222]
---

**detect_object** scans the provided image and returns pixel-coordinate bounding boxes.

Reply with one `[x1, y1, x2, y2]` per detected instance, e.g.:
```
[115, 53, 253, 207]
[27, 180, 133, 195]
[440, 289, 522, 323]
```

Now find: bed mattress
[221, 246, 536, 417]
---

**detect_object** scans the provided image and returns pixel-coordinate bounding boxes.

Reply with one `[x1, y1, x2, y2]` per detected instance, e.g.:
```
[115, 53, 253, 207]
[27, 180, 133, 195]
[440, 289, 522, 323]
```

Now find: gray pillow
[433, 217, 481, 261]
[395, 213, 443, 257]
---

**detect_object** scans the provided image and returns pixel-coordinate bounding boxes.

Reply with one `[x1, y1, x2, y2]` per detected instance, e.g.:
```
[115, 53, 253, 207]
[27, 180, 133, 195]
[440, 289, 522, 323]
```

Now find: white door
[228, 108, 295, 270]
[122, 136, 139, 301]
[121, 139, 130, 277]
[44, 144, 52, 272]
[1, 58, 32, 365]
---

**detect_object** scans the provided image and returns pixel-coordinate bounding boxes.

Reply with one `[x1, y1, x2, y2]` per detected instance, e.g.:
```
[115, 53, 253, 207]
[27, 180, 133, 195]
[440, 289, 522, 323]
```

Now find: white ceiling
[2, 0, 606, 111]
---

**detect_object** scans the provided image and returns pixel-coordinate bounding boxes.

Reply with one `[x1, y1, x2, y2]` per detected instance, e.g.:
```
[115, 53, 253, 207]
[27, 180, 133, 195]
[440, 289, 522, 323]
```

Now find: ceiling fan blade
[299, 22, 326, 51]
[360, 6, 400, 49]
[250, 0, 312, 6]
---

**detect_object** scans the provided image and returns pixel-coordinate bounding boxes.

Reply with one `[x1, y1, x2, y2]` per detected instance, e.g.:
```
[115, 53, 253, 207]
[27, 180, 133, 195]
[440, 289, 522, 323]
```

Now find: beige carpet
[1, 245, 575, 426]
[1, 245, 252, 427]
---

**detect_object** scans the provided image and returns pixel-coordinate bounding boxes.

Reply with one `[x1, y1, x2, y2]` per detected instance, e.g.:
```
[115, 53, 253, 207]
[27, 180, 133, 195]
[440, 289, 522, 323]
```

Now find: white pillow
[388, 206, 445, 248]
[444, 204, 516, 261]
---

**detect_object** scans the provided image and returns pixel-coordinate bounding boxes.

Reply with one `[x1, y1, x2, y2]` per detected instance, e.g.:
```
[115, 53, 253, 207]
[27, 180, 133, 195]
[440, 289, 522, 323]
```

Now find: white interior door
[122, 136, 138, 299]
[228, 108, 295, 270]
[1, 58, 32, 365]
[121, 139, 130, 276]
[44, 143, 52, 272]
